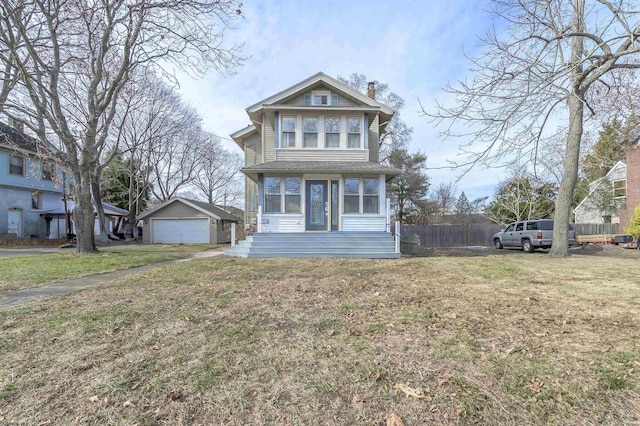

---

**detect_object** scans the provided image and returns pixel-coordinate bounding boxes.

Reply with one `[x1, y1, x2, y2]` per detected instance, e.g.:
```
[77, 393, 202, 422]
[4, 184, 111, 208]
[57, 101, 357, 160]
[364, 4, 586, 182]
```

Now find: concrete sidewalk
[0, 248, 226, 310]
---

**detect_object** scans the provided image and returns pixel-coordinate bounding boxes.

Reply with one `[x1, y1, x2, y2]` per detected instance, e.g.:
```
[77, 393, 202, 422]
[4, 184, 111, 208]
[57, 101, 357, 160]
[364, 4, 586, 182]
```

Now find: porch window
[284, 177, 301, 213]
[265, 177, 281, 213]
[9, 154, 24, 175]
[303, 117, 318, 148]
[347, 118, 361, 148]
[325, 117, 340, 148]
[363, 178, 379, 213]
[344, 178, 360, 213]
[282, 116, 296, 148]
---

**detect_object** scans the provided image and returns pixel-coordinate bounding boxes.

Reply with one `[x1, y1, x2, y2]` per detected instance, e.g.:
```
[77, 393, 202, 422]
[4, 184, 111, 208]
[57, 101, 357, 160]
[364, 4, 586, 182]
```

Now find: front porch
[225, 231, 400, 258]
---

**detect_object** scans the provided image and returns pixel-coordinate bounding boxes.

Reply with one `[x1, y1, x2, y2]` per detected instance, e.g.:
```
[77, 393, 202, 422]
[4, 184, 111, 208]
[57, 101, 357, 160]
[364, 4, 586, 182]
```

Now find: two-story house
[0, 120, 66, 239]
[226, 72, 400, 258]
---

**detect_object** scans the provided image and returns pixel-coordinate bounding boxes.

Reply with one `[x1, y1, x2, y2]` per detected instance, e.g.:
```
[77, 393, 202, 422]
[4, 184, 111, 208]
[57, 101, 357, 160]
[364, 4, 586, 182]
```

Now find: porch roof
[240, 161, 400, 182]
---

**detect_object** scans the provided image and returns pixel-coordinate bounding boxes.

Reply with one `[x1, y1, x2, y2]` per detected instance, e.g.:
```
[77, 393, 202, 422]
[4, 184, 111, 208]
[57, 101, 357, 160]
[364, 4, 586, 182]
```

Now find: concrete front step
[226, 232, 399, 259]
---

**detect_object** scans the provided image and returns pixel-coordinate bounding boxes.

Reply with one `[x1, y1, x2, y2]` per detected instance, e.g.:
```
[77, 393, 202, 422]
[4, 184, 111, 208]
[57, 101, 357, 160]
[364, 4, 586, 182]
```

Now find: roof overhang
[230, 124, 259, 149]
[137, 197, 238, 222]
[240, 161, 400, 183]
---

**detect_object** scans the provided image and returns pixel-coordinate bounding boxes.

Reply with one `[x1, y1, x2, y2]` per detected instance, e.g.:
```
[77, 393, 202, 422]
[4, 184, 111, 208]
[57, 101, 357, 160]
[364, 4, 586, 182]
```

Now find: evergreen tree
[388, 149, 429, 223]
[583, 118, 637, 181]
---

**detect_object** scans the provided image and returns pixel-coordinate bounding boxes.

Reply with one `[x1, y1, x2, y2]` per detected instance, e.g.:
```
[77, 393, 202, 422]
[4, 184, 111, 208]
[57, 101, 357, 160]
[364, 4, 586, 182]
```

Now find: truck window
[539, 220, 554, 230]
[515, 223, 524, 231]
[526, 221, 538, 230]
[505, 224, 515, 232]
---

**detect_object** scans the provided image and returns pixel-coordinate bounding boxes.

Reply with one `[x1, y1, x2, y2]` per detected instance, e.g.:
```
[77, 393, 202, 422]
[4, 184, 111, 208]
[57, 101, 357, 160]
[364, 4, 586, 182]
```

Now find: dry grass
[1, 252, 640, 425]
[0, 244, 219, 293]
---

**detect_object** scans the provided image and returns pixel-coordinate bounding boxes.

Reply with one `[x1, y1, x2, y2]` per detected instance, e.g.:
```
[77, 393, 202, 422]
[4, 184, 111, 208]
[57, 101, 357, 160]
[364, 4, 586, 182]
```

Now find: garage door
[151, 218, 209, 244]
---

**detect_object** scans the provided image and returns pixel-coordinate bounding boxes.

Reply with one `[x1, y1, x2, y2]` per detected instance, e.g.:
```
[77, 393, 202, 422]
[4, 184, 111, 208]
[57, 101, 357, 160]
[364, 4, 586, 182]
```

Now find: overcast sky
[175, 0, 503, 202]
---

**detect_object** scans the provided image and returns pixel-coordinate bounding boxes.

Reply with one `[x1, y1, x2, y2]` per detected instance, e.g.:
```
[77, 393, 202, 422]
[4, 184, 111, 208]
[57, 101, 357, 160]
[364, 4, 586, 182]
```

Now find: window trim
[324, 117, 340, 148]
[343, 176, 380, 214]
[31, 191, 42, 210]
[613, 179, 627, 198]
[302, 116, 318, 148]
[264, 176, 282, 213]
[281, 116, 296, 148]
[9, 154, 24, 176]
[346, 117, 362, 149]
[41, 160, 55, 181]
[264, 176, 302, 214]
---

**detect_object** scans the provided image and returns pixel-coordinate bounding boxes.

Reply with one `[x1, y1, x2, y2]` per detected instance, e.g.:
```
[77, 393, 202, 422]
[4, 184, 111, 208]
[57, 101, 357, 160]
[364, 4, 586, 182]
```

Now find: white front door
[8, 209, 23, 237]
[151, 218, 209, 244]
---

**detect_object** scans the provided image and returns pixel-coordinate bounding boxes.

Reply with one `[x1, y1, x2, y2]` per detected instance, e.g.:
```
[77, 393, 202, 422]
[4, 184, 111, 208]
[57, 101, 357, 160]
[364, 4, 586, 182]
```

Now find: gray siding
[368, 114, 379, 163]
[0, 187, 60, 237]
[141, 201, 218, 244]
[276, 149, 369, 162]
[264, 114, 275, 162]
[284, 93, 358, 107]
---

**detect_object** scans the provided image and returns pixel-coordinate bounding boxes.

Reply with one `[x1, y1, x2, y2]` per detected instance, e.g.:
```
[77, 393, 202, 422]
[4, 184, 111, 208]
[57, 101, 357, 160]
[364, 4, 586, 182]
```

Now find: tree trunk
[91, 178, 109, 242]
[549, 0, 585, 257]
[74, 174, 98, 254]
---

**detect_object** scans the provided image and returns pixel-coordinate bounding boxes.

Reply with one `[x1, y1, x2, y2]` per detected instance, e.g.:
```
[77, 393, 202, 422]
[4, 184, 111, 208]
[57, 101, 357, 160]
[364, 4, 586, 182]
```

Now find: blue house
[0, 120, 67, 239]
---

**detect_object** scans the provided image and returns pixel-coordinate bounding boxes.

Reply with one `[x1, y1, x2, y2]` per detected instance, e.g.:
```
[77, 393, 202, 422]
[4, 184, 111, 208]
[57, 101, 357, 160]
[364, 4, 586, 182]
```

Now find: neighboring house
[574, 145, 640, 229]
[226, 72, 400, 258]
[574, 161, 627, 224]
[0, 120, 66, 239]
[43, 200, 129, 239]
[137, 197, 239, 244]
[1, 120, 128, 240]
[216, 204, 244, 224]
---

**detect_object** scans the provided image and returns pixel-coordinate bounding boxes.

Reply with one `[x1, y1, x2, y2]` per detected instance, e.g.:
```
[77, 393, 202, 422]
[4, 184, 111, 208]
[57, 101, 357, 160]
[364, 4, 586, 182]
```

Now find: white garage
[151, 218, 210, 244]
[138, 197, 241, 244]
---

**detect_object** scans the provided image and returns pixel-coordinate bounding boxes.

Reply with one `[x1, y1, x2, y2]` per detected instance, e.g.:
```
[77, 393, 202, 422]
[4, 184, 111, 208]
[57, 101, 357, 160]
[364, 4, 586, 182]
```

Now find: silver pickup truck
[492, 219, 577, 252]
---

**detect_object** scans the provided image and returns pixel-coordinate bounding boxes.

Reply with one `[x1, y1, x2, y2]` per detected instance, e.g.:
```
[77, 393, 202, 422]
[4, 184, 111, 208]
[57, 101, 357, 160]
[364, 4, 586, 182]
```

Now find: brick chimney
[367, 81, 376, 100]
[620, 145, 640, 230]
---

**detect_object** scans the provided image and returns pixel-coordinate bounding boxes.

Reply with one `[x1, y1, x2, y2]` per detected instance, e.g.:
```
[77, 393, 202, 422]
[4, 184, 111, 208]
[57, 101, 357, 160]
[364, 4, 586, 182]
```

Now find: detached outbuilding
[137, 198, 240, 244]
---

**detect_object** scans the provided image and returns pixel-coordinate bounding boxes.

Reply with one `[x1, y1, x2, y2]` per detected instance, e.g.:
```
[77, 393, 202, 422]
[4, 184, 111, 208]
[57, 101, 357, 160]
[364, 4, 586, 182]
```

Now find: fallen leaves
[393, 383, 432, 401]
[385, 412, 405, 426]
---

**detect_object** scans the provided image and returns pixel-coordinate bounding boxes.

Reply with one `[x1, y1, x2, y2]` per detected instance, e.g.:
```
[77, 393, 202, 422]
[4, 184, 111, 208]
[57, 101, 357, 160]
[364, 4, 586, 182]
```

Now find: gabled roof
[574, 160, 627, 212]
[43, 200, 129, 216]
[0, 121, 39, 153]
[137, 197, 239, 221]
[246, 72, 394, 115]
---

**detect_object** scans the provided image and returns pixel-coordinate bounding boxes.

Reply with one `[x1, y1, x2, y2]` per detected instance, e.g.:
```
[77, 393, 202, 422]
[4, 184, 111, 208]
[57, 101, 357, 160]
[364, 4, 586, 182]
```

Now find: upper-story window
[42, 160, 55, 181]
[613, 180, 626, 198]
[9, 154, 24, 176]
[304, 91, 339, 106]
[303, 117, 318, 148]
[347, 118, 361, 149]
[282, 116, 296, 148]
[325, 117, 340, 148]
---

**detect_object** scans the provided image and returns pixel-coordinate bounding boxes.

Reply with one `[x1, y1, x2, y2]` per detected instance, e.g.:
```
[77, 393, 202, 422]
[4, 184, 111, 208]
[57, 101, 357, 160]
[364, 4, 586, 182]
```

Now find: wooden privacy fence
[399, 223, 622, 248]
[573, 223, 619, 235]
[400, 224, 503, 248]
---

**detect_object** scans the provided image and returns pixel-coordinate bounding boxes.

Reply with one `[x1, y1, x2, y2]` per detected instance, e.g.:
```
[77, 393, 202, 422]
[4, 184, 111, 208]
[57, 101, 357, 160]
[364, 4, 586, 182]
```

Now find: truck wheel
[494, 239, 503, 249]
[522, 239, 534, 253]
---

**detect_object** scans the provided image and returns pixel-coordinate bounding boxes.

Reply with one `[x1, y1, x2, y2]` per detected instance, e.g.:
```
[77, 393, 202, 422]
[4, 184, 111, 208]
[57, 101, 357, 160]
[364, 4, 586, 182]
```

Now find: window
[526, 221, 538, 231]
[265, 177, 281, 213]
[42, 160, 55, 181]
[347, 118, 361, 148]
[303, 117, 318, 148]
[505, 224, 515, 232]
[314, 95, 328, 105]
[9, 154, 24, 175]
[515, 223, 524, 231]
[304, 94, 311, 105]
[613, 180, 626, 197]
[344, 178, 360, 213]
[31, 191, 41, 210]
[325, 117, 340, 148]
[363, 178, 379, 213]
[284, 177, 301, 213]
[331, 94, 339, 106]
[282, 116, 296, 148]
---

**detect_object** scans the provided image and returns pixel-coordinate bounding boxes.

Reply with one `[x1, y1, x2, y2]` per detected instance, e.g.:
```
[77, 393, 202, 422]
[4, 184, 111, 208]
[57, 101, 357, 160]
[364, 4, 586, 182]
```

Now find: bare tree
[193, 134, 243, 204]
[431, 181, 457, 215]
[337, 73, 413, 163]
[425, 0, 640, 256]
[0, 0, 243, 253]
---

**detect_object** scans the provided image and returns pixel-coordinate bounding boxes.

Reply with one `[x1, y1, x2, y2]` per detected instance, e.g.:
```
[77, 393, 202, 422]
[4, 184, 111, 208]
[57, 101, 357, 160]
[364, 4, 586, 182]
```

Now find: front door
[8, 208, 23, 237]
[306, 181, 328, 231]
